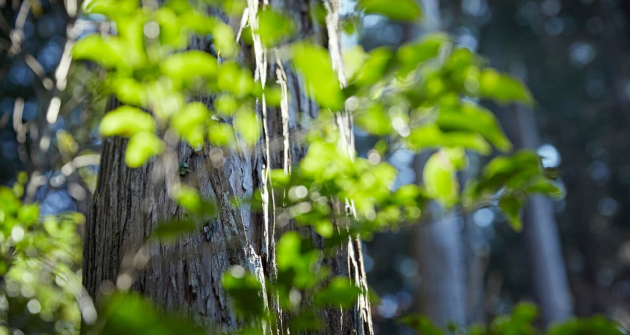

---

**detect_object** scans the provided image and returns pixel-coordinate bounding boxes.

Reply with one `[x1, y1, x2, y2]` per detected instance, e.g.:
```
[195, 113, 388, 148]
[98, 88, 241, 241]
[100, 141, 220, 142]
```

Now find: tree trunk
[409, 0, 469, 326]
[512, 106, 573, 326]
[82, 1, 373, 334]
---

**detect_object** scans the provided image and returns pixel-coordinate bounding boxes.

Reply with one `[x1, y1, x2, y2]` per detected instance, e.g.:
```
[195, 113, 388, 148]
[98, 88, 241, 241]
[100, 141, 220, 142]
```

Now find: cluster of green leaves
[222, 232, 362, 333]
[277, 31, 559, 233]
[71, 0, 564, 331]
[0, 174, 84, 334]
[74, 0, 268, 169]
[400, 302, 624, 335]
[269, 137, 425, 240]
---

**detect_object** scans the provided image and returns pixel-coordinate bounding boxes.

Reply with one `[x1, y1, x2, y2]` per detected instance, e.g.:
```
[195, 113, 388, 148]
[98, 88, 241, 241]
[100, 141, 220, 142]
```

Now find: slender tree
[410, 0, 468, 326]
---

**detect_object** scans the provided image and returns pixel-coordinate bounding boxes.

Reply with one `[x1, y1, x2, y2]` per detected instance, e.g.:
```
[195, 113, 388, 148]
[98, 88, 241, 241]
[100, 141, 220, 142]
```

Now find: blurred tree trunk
[504, 106, 573, 326]
[409, 0, 469, 326]
[81, 1, 373, 334]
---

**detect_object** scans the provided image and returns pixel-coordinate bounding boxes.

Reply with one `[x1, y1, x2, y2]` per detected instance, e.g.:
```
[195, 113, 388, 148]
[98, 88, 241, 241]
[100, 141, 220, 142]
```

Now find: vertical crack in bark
[275, 58, 292, 175]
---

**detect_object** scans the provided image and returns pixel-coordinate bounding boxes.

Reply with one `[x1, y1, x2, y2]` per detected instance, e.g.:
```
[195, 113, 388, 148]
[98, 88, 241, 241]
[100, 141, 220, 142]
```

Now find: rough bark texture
[82, 1, 373, 334]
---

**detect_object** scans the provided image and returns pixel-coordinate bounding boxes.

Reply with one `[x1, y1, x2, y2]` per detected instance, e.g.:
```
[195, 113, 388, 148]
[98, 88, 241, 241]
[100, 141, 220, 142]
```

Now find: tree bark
[82, 1, 373, 334]
[409, 0, 469, 326]
[512, 106, 573, 326]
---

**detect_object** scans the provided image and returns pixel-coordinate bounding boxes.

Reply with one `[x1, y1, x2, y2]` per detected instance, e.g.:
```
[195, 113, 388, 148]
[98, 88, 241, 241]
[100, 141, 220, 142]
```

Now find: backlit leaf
[125, 132, 164, 168]
[423, 150, 458, 207]
[100, 106, 155, 137]
[406, 124, 491, 154]
[291, 42, 344, 110]
[357, 0, 422, 22]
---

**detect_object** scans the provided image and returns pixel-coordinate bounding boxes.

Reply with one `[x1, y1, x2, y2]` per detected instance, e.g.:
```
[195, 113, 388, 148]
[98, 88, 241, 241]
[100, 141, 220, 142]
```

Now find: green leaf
[524, 177, 563, 198]
[357, 0, 422, 22]
[397, 33, 448, 74]
[355, 104, 392, 135]
[423, 150, 458, 207]
[499, 193, 525, 231]
[176, 186, 202, 212]
[208, 122, 236, 146]
[314, 277, 362, 308]
[222, 268, 266, 319]
[406, 124, 491, 154]
[217, 62, 255, 98]
[100, 106, 155, 137]
[354, 47, 394, 87]
[437, 103, 512, 152]
[84, 0, 139, 17]
[291, 42, 344, 110]
[156, 7, 189, 48]
[161, 51, 219, 89]
[343, 45, 367, 80]
[276, 232, 302, 271]
[257, 10, 296, 47]
[171, 102, 210, 150]
[125, 132, 164, 168]
[72, 35, 125, 68]
[214, 94, 239, 116]
[210, 19, 237, 58]
[547, 316, 623, 335]
[151, 218, 197, 240]
[93, 293, 206, 335]
[109, 77, 147, 107]
[479, 69, 534, 106]
[398, 314, 445, 335]
[17, 204, 39, 225]
[234, 110, 262, 145]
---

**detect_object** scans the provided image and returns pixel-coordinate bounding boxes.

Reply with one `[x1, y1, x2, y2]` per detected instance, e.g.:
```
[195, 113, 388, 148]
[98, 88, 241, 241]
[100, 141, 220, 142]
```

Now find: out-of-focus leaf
[171, 102, 210, 150]
[161, 51, 219, 89]
[343, 45, 367, 80]
[355, 104, 392, 135]
[84, 0, 139, 17]
[357, 0, 422, 22]
[214, 94, 239, 116]
[547, 316, 624, 335]
[423, 150, 458, 207]
[479, 69, 534, 106]
[211, 19, 237, 58]
[437, 103, 512, 152]
[291, 42, 344, 110]
[234, 110, 262, 145]
[222, 267, 266, 319]
[72, 35, 125, 68]
[314, 277, 362, 308]
[157, 7, 188, 48]
[109, 77, 147, 107]
[176, 186, 202, 212]
[353, 47, 394, 87]
[100, 106, 155, 137]
[499, 193, 525, 231]
[257, 10, 296, 46]
[406, 124, 491, 154]
[208, 122, 236, 146]
[17, 204, 39, 225]
[288, 310, 323, 332]
[276, 232, 322, 289]
[94, 293, 206, 335]
[398, 314, 445, 335]
[125, 132, 164, 168]
[217, 62, 255, 98]
[151, 218, 197, 240]
[397, 33, 448, 74]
